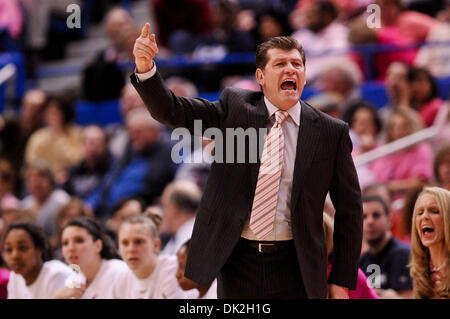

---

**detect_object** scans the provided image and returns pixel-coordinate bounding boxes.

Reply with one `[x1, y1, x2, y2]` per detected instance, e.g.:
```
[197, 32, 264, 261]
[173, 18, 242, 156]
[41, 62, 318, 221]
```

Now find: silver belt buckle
[258, 243, 274, 252]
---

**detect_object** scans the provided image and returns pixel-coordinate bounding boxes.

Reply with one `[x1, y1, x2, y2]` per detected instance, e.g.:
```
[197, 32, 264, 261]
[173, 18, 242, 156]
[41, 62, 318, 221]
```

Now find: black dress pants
[217, 238, 308, 299]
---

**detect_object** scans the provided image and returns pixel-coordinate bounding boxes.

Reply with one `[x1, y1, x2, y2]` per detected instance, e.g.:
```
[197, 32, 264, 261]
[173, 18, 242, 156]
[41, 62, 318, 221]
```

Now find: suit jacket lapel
[290, 101, 321, 211]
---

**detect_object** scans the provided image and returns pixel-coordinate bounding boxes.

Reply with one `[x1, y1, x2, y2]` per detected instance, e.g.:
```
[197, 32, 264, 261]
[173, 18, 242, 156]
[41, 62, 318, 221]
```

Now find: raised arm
[131, 23, 228, 134]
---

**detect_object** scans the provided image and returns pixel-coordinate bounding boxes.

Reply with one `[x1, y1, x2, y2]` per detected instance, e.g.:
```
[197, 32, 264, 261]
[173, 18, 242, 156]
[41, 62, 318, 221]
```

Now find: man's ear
[255, 68, 264, 86]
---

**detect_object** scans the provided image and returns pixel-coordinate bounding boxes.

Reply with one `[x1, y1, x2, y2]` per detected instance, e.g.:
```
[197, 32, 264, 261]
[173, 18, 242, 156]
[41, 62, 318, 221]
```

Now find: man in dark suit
[131, 23, 363, 299]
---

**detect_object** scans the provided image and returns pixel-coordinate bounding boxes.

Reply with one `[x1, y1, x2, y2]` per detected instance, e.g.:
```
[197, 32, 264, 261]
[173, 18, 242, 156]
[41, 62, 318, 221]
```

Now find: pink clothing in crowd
[0, 268, 9, 299]
[370, 142, 433, 183]
[374, 27, 417, 80]
[0, 0, 23, 39]
[394, 11, 437, 43]
[349, 269, 379, 299]
[419, 98, 445, 127]
[328, 265, 379, 299]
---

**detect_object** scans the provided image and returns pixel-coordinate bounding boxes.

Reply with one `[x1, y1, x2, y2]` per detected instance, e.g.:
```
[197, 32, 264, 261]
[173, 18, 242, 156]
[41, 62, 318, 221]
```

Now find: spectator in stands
[346, 103, 383, 155]
[176, 239, 217, 298]
[64, 125, 112, 200]
[323, 213, 379, 299]
[2, 220, 73, 298]
[106, 197, 144, 237]
[316, 66, 365, 117]
[21, 160, 70, 237]
[291, 1, 359, 82]
[256, 9, 292, 43]
[370, 108, 433, 196]
[345, 103, 383, 188]
[112, 213, 188, 298]
[347, 16, 416, 81]
[49, 197, 91, 260]
[433, 144, 450, 190]
[152, 0, 214, 53]
[410, 187, 450, 299]
[84, 108, 176, 217]
[376, 0, 438, 44]
[0, 159, 20, 210]
[381, 61, 410, 123]
[0, 89, 46, 186]
[400, 67, 445, 127]
[25, 95, 84, 185]
[159, 181, 201, 256]
[55, 217, 127, 299]
[107, 83, 147, 160]
[359, 195, 414, 298]
[82, 7, 134, 101]
[193, 0, 256, 55]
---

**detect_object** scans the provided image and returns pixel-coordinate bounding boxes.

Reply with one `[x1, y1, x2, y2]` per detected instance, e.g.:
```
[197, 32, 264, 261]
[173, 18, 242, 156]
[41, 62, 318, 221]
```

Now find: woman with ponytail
[112, 211, 188, 298]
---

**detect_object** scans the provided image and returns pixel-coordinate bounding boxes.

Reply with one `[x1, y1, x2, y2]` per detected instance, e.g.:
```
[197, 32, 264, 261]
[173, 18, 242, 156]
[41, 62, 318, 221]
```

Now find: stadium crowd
[0, 0, 449, 299]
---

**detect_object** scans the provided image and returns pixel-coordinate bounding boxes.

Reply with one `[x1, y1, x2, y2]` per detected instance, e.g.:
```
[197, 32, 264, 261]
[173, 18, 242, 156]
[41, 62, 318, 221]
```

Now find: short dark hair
[3, 221, 52, 261]
[407, 67, 439, 104]
[345, 102, 383, 135]
[362, 195, 389, 215]
[44, 95, 75, 125]
[63, 217, 120, 260]
[255, 36, 306, 70]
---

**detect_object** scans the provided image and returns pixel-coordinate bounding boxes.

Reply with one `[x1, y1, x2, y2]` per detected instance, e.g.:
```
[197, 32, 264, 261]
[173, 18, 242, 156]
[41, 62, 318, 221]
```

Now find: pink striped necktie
[249, 110, 289, 240]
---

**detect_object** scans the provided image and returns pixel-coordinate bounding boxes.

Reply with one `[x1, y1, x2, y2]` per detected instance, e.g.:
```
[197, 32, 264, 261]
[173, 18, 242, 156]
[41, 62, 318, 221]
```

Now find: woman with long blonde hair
[410, 186, 450, 298]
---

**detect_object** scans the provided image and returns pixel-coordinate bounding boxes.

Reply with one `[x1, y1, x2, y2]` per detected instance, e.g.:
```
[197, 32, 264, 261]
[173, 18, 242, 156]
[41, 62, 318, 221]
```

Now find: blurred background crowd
[0, 0, 449, 299]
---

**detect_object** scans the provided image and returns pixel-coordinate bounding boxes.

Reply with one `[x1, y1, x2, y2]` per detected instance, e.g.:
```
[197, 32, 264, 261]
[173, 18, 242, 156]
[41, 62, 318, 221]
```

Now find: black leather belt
[239, 238, 294, 253]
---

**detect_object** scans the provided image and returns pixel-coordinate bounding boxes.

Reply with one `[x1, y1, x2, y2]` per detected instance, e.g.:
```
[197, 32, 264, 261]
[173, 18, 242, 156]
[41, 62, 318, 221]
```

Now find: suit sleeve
[131, 71, 228, 135]
[327, 123, 363, 290]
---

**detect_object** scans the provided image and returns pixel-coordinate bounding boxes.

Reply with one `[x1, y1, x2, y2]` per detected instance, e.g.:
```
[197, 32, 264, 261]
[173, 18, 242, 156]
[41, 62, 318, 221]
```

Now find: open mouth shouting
[280, 79, 297, 94]
[280, 79, 297, 95]
[421, 225, 435, 239]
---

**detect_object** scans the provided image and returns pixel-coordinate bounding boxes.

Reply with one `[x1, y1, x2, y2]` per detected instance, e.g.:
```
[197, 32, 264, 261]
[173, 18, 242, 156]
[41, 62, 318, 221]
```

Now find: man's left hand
[327, 284, 349, 299]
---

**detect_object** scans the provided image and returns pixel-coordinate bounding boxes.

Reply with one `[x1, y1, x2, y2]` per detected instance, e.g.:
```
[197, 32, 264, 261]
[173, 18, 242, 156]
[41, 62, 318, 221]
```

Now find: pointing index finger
[141, 23, 150, 38]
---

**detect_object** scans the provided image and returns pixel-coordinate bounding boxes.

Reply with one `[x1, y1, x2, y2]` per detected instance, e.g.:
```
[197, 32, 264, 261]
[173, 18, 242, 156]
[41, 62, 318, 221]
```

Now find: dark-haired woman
[56, 217, 127, 298]
[400, 67, 445, 127]
[2, 221, 72, 298]
[25, 95, 84, 185]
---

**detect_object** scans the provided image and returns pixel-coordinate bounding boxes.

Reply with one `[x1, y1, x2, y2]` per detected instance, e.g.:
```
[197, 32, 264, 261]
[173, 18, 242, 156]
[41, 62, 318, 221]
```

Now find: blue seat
[75, 99, 122, 126]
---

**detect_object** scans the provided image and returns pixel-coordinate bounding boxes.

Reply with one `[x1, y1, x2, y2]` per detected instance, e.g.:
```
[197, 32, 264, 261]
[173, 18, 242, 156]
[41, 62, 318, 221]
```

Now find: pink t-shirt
[370, 142, 433, 183]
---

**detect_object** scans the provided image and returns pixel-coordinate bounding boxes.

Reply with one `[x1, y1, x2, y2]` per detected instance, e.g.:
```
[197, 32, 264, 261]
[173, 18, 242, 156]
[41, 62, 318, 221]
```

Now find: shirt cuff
[135, 63, 157, 82]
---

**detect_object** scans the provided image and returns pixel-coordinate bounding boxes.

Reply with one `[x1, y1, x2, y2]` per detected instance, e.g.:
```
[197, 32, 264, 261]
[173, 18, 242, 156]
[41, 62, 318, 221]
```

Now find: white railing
[354, 103, 450, 168]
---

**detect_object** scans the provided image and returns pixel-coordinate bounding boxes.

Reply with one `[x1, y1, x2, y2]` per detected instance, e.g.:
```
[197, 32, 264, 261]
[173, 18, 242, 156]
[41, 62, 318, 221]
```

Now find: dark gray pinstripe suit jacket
[131, 71, 363, 299]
